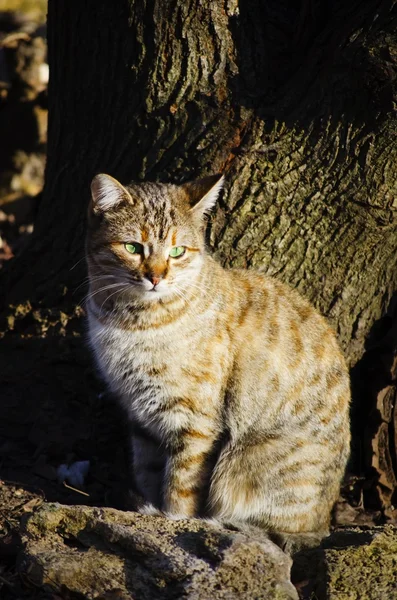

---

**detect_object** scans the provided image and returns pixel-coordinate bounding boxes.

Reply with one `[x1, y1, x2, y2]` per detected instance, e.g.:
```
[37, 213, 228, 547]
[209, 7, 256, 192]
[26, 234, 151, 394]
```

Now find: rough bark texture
[1, 0, 396, 365]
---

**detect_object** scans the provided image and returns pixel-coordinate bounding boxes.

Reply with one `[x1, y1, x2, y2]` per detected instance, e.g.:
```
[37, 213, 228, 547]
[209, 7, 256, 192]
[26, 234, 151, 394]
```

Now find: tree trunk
[1, 0, 396, 512]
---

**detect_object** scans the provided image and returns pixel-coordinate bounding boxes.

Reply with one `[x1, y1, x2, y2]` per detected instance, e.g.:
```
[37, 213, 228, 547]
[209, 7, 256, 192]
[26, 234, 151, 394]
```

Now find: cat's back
[221, 268, 350, 438]
[226, 268, 346, 372]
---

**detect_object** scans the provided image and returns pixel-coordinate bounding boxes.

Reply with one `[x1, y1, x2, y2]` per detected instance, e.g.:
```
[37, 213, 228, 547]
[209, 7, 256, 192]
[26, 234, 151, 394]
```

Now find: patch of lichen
[25, 503, 91, 539]
[323, 527, 397, 600]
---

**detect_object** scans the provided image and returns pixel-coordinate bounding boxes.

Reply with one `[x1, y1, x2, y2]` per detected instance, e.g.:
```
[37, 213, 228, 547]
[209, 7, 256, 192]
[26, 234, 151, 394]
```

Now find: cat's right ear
[90, 174, 133, 214]
[183, 174, 224, 219]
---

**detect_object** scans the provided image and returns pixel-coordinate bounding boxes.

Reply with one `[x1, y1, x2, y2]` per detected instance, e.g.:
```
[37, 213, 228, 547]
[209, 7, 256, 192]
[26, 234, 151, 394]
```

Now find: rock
[18, 503, 298, 599]
[293, 525, 397, 600]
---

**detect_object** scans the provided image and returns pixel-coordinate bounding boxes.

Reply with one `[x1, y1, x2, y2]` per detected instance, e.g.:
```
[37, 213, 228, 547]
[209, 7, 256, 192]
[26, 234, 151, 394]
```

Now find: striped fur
[86, 174, 351, 550]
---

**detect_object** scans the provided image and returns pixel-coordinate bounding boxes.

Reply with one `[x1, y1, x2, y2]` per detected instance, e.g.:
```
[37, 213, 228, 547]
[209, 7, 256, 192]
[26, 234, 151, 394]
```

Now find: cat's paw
[271, 530, 328, 555]
[203, 517, 223, 529]
[138, 503, 163, 517]
[164, 512, 189, 521]
[165, 514, 221, 526]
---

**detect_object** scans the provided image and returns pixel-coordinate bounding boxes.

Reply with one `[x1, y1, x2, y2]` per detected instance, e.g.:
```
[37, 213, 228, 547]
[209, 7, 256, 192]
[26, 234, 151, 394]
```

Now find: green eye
[125, 242, 143, 254]
[169, 246, 185, 258]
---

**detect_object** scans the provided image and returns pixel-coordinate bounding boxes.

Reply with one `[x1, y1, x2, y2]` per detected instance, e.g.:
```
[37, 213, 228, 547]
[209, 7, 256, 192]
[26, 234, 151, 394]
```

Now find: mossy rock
[293, 525, 397, 600]
[18, 502, 298, 599]
[321, 526, 397, 600]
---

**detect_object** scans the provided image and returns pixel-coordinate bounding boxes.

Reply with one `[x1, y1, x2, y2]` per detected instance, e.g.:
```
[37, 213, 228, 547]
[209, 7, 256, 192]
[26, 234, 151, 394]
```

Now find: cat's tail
[210, 519, 327, 555]
[267, 530, 328, 555]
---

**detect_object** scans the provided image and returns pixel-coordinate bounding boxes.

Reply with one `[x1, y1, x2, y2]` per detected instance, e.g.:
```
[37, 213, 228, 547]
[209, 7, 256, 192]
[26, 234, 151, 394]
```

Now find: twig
[62, 481, 90, 497]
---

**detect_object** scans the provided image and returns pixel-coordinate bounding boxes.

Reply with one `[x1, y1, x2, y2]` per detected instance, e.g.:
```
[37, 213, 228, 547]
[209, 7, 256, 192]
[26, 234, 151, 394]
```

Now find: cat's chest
[90, 313, 201, 387]
[90, 313, 223, 431]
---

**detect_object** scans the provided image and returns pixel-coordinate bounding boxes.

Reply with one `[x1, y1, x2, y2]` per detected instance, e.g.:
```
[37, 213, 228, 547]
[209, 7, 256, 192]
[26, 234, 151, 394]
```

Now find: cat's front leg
[130, 423, 166, 511]
[163, 428, 217, 517]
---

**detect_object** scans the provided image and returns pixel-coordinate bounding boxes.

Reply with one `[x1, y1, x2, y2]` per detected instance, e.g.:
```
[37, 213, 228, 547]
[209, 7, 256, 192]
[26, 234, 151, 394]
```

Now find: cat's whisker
[74, 274, 117, 295]
[98, 284, 130, 316]
[171, 286, 189, 307]
[173, 285, 202, 320]
[182, 281, 210, 295]
[84, 282, 130, 305]
[171, 278, 208, 299]
[69, 255, 87, 271]
[176, 277, 210, 290]
[172, 287, 187, 305]
[84, 285, 119, 303]
[176, 282, 208, 304]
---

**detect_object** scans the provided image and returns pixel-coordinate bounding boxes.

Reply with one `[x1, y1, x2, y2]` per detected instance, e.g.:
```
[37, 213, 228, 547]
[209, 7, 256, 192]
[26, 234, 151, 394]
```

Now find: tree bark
[0, 0, 396, 509]
[1, 0, 396, 363]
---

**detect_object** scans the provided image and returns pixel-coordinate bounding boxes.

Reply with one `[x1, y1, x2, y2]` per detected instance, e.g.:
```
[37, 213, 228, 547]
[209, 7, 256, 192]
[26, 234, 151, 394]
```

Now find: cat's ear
[183, 174, 224, 218]
[90, 174, 133, 214]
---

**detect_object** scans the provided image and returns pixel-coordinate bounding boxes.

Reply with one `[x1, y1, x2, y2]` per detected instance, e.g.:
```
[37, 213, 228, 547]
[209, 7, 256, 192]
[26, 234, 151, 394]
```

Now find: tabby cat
[86, 173, 350, 552]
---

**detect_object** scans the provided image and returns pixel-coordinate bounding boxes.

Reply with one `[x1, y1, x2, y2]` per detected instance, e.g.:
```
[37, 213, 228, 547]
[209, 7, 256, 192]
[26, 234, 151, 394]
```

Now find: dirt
[0, 314, 135, 598]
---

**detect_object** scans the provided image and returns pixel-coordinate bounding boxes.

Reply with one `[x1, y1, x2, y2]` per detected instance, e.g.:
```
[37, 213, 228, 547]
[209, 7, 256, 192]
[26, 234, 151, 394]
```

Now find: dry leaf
[22, 498, 43, 512]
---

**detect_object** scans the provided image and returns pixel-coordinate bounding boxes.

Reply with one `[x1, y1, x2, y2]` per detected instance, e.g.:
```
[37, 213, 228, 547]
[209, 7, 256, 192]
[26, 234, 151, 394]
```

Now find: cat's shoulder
[227, 266, 335, 333]
[227, 266, 308, 304]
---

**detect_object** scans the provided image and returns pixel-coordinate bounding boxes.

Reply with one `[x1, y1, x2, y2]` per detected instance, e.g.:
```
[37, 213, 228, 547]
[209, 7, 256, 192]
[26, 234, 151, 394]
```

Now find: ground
[0, 316, 134, 598]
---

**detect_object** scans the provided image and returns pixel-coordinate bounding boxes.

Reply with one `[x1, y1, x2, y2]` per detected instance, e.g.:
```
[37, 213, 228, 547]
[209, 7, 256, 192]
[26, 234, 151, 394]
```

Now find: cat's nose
[150, 276, 161, 286]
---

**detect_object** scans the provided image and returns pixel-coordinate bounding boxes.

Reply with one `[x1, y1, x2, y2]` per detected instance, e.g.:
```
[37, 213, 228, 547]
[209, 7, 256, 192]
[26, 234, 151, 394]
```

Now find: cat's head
[86, 174, 223, 301]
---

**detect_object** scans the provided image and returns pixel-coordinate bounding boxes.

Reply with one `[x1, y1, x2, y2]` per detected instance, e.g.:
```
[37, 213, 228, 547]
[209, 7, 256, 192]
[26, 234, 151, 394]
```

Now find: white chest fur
[87, 307, 225, 436]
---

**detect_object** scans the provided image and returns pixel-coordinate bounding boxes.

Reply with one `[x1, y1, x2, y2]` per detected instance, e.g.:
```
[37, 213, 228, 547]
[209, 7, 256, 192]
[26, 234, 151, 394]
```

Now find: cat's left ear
[183, 174, 224, 218]
[90, 173, 133, 214]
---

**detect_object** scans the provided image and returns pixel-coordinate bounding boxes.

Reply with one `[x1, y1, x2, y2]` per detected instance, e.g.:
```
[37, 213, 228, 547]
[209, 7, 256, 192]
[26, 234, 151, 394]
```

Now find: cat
[85, 173, 351, 553]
